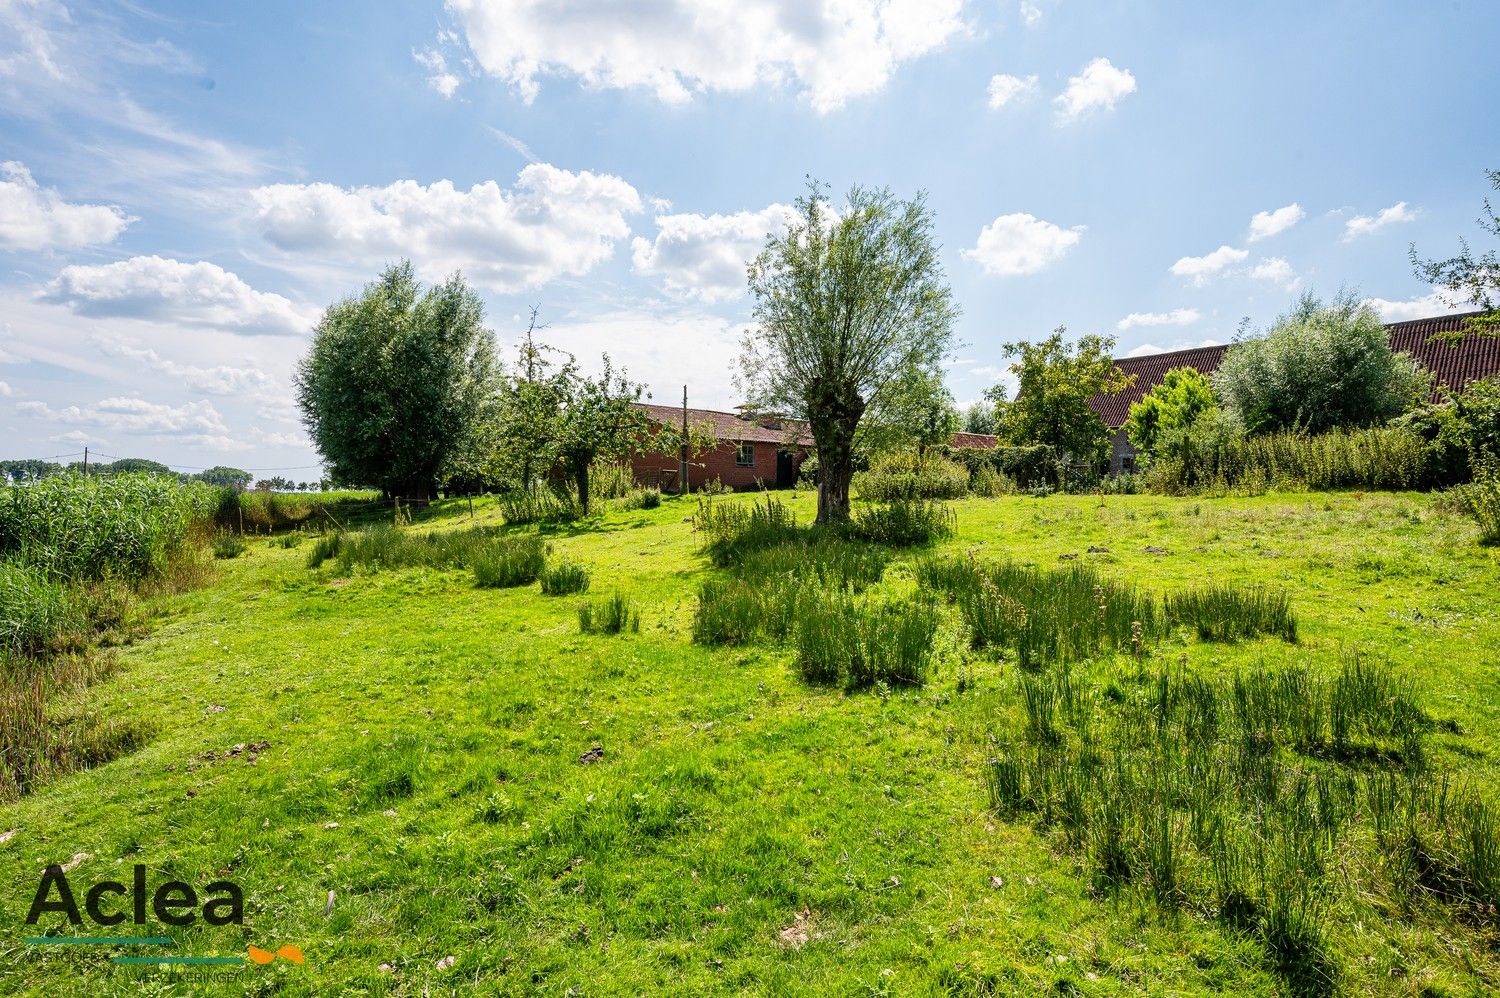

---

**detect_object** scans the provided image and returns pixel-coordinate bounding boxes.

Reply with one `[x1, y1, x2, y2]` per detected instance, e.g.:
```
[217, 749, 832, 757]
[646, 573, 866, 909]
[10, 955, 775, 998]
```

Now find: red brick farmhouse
[629, 403, 999, 492]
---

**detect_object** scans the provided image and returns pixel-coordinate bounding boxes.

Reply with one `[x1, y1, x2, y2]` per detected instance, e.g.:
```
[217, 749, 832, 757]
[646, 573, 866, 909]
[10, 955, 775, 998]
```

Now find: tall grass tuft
[496, 486, 583, 525]
[472, 537, 548, 588]
[975, 655, 1479, 996]
[0, 472, 217, 582]
[695, 495, 800, 566]
[919, 556, 1161, 667]
[539, 561, 590, 595]
[578, 592, 640, 634]
[794, 591, 936, 688]
[1166, 584, 1297, 642]
[1144, 426, 1427, 495]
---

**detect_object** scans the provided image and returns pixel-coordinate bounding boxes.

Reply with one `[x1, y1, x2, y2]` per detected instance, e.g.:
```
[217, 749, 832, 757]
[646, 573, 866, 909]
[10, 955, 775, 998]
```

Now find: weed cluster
[920, 556, 1296, 667]
[539, 561, 590, 595]
[578, 593, 640, 634]
[473, 538, 548, 588]
[985, 654, 1491, 996]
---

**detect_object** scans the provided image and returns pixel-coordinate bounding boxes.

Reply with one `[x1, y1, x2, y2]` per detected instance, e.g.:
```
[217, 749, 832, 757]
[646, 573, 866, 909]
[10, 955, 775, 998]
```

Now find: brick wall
[630, 441, 804, 491]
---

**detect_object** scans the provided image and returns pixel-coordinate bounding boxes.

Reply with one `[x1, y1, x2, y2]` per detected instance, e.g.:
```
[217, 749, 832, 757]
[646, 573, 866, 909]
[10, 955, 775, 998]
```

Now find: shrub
[852, 451, 969, 501]
[473, 537, 548, 588]
[588, 461, 634, 502]
[938, 444, 1061, 490]
[539, 561, 590, 595]
[211, 534, 247, 560]
[1213, 291, 1430, 434]
[969, 463, 1017, 497]
[848, 499, 955, 546]
[1166, 584, 1296, 642]
[578, 593, 640, 634]
[1452, 463, 1500, 544]
[617, 487, 662, 511]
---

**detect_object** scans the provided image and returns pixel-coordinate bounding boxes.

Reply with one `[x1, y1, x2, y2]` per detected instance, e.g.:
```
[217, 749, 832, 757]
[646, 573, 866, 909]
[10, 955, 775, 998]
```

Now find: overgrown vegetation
[983, 654, 1485, 996]
[0, 473, 217, 800]
[1143, 425, 1427, 494]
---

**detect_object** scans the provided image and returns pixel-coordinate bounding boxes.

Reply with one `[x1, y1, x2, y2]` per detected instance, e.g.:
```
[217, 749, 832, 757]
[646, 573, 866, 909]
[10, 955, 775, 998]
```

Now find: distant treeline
[0, 460, 329, 492]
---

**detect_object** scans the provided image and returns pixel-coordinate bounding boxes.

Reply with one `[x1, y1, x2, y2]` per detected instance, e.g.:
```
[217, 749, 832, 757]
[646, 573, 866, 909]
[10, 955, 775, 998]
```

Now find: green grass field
[3, 491, 1499, 996]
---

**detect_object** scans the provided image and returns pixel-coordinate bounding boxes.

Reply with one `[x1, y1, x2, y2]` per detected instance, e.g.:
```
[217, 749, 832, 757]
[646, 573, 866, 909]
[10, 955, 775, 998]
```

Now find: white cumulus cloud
[1125, 338, 1224, 358]
[631, 203, 798, 302]
[1364, 290, 1466, 323]
[987, 73, 1037, 109]
[1248, 203, 1304, 242]
[17, 396, 235, 449]
[446, 0, 966, 113]
[0, 161, 131, 251]
[1170, 245, 1248, 284]
[1054, 57, 1135, 122]
[1018, 1, 1043, 26]
[1248, 256, 1300, 291]
[1117, 308, 1200, 332]
[40, 256, 311, 336]
[964, 213, 1083, 276]
[251, 164, 642, 292]
[1344, 201, 1417, 240]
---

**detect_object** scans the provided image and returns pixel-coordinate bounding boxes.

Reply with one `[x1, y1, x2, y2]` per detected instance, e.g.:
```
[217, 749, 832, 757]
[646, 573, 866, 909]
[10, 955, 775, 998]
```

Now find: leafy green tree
[739, 181, 958, 523]
[962, 401, 997, 436]
[194, 466, 253, 490]
[991, 329, 1133, 466]
[1212, 291, 1430, 434]
[0, 460, 63, 483]
[492, 308, 578, 492]
[1124, 367, 1216, 457]
[855, 369, 960, 458]
[294, 262, 500, 503]
[98, 458, 172, 476]
[552, 356, 651, 515]
[1410, 168, 1500, 339]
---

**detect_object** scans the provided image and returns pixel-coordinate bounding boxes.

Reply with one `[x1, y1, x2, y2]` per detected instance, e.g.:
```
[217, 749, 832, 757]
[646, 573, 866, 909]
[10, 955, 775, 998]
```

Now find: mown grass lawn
[2, 490, 1498, 996]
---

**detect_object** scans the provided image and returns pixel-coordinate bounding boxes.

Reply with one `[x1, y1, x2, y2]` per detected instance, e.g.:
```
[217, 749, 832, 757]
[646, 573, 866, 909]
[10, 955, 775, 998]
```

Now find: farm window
[735, 443, 755, 467]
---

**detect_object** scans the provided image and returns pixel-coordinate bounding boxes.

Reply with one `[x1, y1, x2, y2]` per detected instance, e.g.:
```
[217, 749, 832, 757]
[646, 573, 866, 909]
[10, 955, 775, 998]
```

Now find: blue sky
[1, 0, 1496, 473]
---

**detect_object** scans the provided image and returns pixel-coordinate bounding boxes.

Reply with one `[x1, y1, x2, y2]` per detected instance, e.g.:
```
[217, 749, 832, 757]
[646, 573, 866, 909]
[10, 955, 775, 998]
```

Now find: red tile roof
[950, 431, 999, 449]
[1088, 344, 1229, 429]
[1089, 312, 1500, 427]
[637, 403, 814, 446]
[637, 403, 1000, 450]
[1386, 312, 1500, 395]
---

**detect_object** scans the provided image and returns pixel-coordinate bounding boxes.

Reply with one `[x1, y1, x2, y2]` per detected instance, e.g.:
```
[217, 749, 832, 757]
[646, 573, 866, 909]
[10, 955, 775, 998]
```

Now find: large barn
[1092, 312, 1500, 474]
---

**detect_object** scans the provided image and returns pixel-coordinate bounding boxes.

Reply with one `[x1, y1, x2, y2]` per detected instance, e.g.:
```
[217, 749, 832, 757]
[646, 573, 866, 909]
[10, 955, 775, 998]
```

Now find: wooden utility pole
[82, 446, 88, 474]
[679, 385, 690, 496]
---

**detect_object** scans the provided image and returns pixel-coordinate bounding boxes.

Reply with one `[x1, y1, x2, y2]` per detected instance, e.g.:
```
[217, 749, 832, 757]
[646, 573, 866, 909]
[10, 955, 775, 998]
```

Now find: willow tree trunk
[808, 381, 865, 525]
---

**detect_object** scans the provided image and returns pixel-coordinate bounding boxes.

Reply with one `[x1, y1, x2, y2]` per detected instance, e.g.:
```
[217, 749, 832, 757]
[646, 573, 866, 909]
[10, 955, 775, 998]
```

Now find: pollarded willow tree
[738, 182, 958, 524]
[295, 262, 500, 503]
